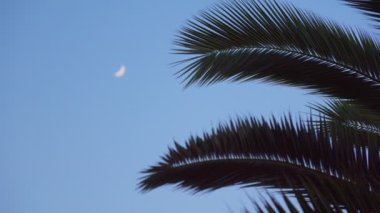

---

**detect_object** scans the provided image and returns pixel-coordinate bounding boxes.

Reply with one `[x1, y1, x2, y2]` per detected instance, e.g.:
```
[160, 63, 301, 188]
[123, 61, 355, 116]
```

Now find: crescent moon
[114, 65, 126, 78]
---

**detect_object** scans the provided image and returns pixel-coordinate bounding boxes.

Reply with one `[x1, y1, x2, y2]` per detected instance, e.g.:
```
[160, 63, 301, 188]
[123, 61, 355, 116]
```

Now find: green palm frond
[175, 0, 380, 111]
[242, 191, 300, 213]
[139, 116, 380, 194]
[139, 0, 380, 211]
[248, 178, 380, 212]
[342, 0, 380, 28]
[310, 100, 380, 135]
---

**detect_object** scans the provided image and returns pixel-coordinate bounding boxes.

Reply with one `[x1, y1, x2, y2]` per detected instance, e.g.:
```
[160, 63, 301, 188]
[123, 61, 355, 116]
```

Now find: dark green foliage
[175, 0, 380, 111]
[310, 100, 380, 135]
[342, 0, 380, 28]
[140, 117, 380, 192]
[140, 116, 380, 211]
[139, 0, 380, 211]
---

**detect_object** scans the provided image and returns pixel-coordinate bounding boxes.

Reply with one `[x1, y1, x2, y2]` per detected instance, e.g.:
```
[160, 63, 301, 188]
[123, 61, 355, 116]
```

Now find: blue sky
[1, 0, 372, 212]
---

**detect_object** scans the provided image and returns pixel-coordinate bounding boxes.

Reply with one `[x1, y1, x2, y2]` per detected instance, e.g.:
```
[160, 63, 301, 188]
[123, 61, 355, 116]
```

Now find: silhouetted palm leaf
[175, 0, 380, 111]
[139, 116, 380, 190]
[140, 0, 380, 211]
[140, 116, 380, 210]
[248, 179, 380, 212]
[342, 0, 380, 28]
[310, 100, 380, 135]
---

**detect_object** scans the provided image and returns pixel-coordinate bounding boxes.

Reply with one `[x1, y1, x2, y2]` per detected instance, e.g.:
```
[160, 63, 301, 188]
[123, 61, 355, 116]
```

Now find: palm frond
[175, 0, 380, 111]
[244, 191, 300, 213]
[248, 191, 313, 212]
[247, 178, 380, 212]
[139, 116, 380, 194]
[342, 0, 380, 28]
[310, 100, 380, 135]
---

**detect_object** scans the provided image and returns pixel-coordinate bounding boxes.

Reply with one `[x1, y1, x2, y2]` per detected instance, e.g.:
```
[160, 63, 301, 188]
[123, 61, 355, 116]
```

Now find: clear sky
[1, 0, 372, 212]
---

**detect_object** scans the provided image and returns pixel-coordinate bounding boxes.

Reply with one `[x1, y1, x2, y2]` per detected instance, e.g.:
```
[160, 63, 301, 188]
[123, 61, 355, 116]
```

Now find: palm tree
[139, 0, 380, 211]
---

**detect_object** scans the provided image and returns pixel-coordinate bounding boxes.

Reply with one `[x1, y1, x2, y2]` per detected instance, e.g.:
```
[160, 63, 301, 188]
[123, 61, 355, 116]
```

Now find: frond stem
[169, 157, 351, 184]
[203, 45, 380, 85]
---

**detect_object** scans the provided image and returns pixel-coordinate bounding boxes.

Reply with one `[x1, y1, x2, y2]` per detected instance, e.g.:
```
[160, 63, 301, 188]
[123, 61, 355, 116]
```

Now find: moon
[114, 65, 126, 78]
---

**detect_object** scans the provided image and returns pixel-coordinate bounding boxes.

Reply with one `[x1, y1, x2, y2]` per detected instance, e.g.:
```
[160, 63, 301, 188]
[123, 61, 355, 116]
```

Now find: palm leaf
[139, 116, 380, 193]
[175, 0, 380, 111]
[310, 100, 380, 135]
[342, 0, 380, 28]
[242, 191, 301, 213]
[248, 179, 380, 212]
